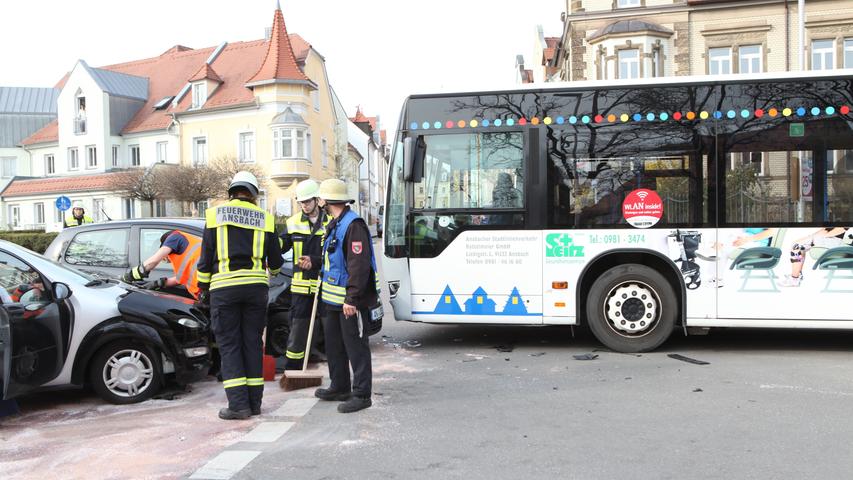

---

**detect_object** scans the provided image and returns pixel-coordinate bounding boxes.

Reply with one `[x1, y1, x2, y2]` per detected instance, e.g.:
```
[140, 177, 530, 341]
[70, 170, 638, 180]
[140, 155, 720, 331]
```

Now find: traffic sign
[55, 196, 72, 211]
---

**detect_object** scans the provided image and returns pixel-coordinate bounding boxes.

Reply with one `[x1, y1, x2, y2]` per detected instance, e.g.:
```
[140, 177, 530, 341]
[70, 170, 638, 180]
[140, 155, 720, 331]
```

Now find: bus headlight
[388, 281, 400, 298]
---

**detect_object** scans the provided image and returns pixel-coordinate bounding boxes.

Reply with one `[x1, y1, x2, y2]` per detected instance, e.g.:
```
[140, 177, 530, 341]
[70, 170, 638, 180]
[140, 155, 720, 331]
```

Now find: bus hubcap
[605, 282, 659, 335]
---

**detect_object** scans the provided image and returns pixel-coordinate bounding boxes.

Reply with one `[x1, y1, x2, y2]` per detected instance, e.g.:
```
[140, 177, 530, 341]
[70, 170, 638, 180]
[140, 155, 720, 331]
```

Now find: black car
[43, 218, 293, 356]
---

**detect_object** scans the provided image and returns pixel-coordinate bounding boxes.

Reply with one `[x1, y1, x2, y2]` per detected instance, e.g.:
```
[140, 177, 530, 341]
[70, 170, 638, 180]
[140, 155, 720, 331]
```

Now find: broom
[279, 276, 324, 391]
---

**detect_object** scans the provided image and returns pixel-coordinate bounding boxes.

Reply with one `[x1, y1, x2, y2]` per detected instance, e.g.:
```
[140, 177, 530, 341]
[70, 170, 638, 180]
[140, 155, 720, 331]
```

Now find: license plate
[370, 305, 383, 321]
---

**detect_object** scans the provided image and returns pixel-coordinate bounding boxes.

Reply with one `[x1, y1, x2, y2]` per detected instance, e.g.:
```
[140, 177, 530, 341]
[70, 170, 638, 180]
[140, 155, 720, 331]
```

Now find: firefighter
[280, 179, 328, 369]
[197, 171, 283, 420]
[121, 230, 202, 299]
[314, 179, 380, 413]
[63, 201, 94, 228]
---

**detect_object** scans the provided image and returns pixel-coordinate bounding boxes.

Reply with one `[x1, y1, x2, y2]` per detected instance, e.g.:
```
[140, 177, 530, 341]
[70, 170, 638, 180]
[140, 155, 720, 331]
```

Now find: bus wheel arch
[577, 250, 685, 352]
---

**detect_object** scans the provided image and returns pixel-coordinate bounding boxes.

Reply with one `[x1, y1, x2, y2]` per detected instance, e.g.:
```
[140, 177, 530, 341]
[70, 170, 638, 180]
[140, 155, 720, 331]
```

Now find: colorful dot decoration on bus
[409, 104, 853, 129]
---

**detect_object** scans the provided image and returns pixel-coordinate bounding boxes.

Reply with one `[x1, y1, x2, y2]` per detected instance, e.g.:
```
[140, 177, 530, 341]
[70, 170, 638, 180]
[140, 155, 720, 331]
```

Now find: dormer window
[191, 82, 207, 109]
[75, 91, 87, 134]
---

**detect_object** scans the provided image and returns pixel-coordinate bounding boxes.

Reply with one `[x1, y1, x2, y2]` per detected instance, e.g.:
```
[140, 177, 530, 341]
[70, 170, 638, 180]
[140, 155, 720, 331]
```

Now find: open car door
[0, 307, 9, 400]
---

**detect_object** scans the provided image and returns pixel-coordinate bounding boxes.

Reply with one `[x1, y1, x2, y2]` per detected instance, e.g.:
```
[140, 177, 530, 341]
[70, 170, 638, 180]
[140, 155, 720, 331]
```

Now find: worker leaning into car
[63, 201, 94, 228]
[121, 230, 203, 299]
[197, 171, 283, 420]
[279, 179, 329, 370]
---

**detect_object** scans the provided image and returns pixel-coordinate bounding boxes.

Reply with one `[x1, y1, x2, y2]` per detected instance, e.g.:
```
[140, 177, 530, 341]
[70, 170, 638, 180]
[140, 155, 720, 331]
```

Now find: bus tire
[586, 263, 676, 353]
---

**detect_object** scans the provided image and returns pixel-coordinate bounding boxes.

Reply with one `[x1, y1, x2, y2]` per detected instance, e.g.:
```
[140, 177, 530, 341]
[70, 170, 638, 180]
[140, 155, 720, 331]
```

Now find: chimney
[265, 27, 272, 40]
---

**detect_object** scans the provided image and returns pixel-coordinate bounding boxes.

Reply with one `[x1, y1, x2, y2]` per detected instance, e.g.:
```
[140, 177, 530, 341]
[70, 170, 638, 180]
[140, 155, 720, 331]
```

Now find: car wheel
[586, 263, 677, 353]
[89, 341, 162, 404]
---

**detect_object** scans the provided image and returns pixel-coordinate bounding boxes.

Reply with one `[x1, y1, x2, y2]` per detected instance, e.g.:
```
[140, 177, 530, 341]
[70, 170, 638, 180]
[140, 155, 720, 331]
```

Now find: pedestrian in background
[63, 201, 94, 228]
[314, 179, 380, 413]
[197, 171, 283, 420]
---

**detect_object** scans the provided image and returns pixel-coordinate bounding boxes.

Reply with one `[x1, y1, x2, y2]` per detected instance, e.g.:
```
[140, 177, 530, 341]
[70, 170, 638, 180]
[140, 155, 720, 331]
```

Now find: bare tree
[108, 166, 168, 215]
[209, 155, 267, 198]
[160, 165, 221, 216]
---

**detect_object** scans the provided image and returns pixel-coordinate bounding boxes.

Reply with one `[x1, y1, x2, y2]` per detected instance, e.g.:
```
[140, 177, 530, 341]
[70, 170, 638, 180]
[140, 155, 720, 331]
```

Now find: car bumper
[173, 341, 212, 385]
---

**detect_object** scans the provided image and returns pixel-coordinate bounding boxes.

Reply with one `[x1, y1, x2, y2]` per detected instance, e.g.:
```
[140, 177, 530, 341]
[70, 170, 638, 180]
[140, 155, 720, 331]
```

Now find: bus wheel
[586, 264, 677, 353]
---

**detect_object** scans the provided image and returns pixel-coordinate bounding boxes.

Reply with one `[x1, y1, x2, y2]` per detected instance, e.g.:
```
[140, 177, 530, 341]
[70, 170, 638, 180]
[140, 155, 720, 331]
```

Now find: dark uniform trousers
[211, 285, 269, 411]
[285, 293, 324, 369]
[322, 307, 372, 398]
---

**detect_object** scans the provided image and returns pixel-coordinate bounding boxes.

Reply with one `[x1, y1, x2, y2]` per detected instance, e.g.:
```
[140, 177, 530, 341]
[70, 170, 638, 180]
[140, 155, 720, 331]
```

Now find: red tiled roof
[2, 172, 133, 198]
[189, 63, 223, 83]
[522, 69, 534, 84]
[21, 10, 316, 145]
[545, 37, 560, 49]
[380, 130, 387, 145]
[20, 120, 58, 146]
[246, 7, 311, 86]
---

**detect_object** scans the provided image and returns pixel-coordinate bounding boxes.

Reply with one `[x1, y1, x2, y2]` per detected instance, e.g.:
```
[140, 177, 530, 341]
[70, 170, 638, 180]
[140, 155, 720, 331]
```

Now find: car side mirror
[52, 282, 72, 301]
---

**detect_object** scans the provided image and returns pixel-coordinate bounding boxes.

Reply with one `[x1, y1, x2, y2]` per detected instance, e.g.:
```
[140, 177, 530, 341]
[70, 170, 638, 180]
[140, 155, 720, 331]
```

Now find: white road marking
[189, 450, 260, 480]
[271, 397, 319, 417]
[240, 421, 295, 443]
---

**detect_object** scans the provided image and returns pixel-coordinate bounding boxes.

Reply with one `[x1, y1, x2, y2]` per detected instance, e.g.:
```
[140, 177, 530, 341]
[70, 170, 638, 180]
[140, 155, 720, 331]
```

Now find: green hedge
[0, 232, 59, 254]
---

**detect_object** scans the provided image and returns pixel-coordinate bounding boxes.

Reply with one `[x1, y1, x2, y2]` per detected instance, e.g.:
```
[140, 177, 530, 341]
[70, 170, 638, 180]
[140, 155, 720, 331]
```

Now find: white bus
[381, 71, 853, 352]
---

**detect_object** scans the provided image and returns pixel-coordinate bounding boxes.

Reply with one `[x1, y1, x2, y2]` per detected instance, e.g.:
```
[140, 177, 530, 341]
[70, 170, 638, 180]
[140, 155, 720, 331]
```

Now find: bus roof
[406, 69, 853, 100]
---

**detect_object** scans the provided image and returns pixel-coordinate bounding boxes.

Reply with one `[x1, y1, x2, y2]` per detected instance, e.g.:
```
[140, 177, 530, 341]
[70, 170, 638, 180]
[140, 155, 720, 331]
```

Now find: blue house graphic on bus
[501, 287, 528, 315]
[464, 287, 497, 314]
[433, 285, 463, 314]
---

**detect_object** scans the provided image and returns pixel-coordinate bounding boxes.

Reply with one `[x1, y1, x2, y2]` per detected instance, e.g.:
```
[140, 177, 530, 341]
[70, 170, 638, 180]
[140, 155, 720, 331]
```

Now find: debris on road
[529, 352, 546, 357]
[667, 353, 710, 365]
[404, 340, 422, 348]
[693, 388, 704, 392]
[495, 344, 514, 352]
[573, 353, 599, 361]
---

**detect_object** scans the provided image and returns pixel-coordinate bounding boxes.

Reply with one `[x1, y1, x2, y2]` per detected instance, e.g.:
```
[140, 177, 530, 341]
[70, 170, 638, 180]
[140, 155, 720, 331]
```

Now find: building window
[157, 141, 167, 163]
[123, 198, 136, 219]
[112, 145, 119, 167]
[154, 199, 166, 217]
[239, 132, 255, 163]
[617, 49, 639, 79]
[130, 145, 140, 167]
[258, 190, 268, 212]
[811, 39, 834, 70]
[191, 82, 207, 109]
[617, 0, 640, 7]
[739, 45, 762, 74]
[651, 46, 662, 77]
[844, 38, 853, 68]
[34, 203, 44, 226]
[322, 138, 329, 168]
[8, 205, 19, 228]
[311, 90, 320, 111]
[306, 131, 312, 162]
[86, 145, 97, 168]
[193, 137, 207, 165]
[54, 205, 63, 223]
[1, 157, 15, 178]
[709, 47, 732, 75]
[272, 128, 307, 159]
[68, 147, 79, 170]
[75, 93, 86, 134]
[597, 47, 607, 80]
[195, 200, 208, 217]
[45, 154, 55, 175]
[93, 198, 105, 222]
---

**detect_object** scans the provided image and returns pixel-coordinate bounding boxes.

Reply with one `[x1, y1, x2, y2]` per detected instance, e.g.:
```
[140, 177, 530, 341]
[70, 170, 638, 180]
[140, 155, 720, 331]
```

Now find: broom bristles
[279, 370, 323, 391]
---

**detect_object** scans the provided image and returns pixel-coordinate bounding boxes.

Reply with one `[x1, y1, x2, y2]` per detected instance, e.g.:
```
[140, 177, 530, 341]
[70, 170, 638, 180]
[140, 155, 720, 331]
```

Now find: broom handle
[301, 268, 321, 372]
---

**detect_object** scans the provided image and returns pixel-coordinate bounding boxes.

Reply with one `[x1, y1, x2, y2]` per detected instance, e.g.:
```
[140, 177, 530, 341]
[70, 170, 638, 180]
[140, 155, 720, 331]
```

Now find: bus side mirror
[403, 136, 425, 182]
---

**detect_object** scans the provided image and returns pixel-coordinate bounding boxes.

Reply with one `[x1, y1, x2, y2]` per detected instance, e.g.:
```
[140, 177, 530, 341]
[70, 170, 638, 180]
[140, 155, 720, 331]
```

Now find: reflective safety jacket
[320, 208, 380, 307]
[63, 215, 94, 228]
[167, 230, 202, 299]
[281, 212, 329, 295]
[197, 199, 283, 291]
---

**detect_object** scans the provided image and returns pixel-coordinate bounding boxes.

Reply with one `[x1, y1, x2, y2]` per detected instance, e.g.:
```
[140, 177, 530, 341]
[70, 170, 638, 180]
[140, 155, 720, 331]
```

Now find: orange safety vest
[167, 231, 202, 299]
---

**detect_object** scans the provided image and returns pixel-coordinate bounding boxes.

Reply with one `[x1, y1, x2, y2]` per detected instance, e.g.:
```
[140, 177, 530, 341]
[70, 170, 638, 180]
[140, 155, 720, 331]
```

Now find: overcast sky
[0, 0, 563, 136]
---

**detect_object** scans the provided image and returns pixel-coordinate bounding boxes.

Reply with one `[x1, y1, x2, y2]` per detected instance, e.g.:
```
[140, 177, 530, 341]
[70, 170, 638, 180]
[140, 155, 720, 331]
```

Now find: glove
[140, 277, 167, 290]
[194, 290, 210, 310]
[121, 264, 149, 283]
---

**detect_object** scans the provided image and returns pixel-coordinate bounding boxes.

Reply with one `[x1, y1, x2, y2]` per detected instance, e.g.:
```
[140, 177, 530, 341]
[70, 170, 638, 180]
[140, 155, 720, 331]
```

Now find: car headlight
[183, 346, 209, 358]
[178, 317, 201, 328]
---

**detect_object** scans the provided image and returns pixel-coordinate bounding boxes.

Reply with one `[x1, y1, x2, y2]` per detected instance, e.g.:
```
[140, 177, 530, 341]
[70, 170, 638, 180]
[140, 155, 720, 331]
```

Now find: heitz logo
[546, 233, 585, 258]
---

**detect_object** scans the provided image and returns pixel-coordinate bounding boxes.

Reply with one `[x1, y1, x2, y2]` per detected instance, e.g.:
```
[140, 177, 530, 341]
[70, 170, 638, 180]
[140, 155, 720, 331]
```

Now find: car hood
[117, 288, 207, 329]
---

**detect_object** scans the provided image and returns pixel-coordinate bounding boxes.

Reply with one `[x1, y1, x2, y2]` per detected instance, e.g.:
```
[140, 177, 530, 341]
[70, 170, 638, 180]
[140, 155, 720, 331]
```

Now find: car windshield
[7, 243, 96, 284]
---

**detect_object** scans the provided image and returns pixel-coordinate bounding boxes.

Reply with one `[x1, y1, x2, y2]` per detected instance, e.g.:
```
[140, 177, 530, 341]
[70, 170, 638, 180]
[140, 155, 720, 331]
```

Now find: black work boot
[250, 405, 261, 416]
[337, 396, 371, 413]
[219, 407, 252, 420]
[314, 388, 351, 401]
